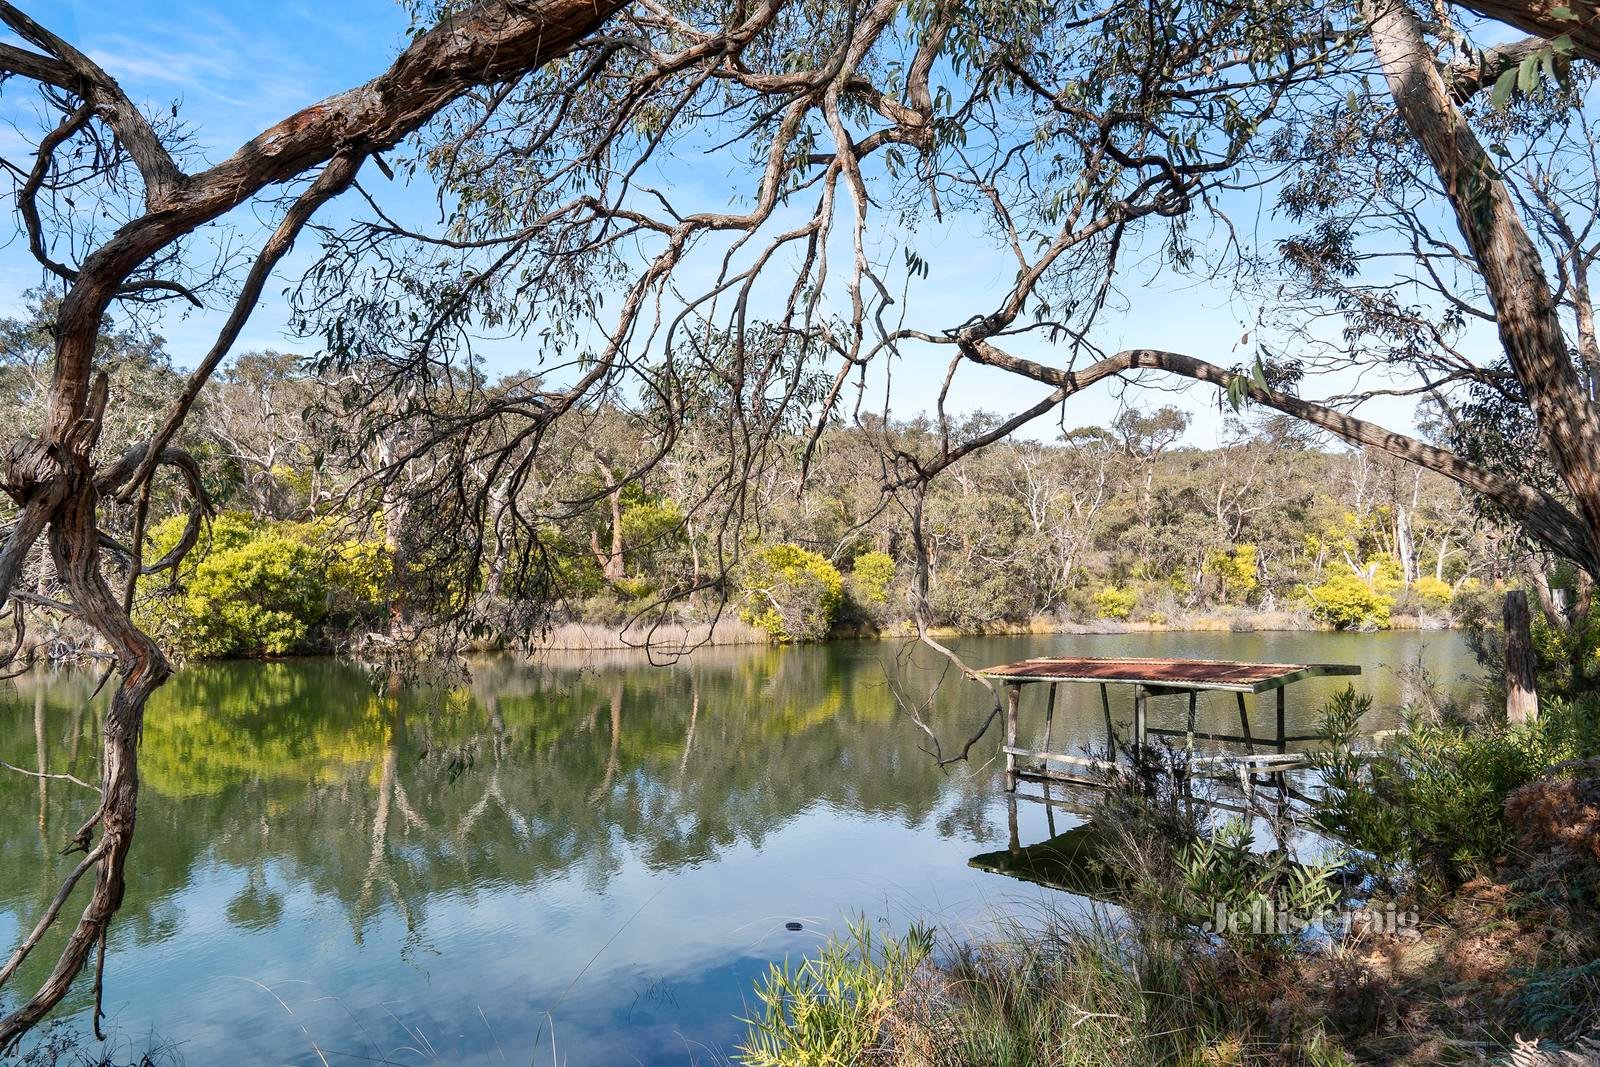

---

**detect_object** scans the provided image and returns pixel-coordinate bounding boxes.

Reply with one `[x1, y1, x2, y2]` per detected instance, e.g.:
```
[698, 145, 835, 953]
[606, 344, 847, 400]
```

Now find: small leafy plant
[739, 919, 932, 1067]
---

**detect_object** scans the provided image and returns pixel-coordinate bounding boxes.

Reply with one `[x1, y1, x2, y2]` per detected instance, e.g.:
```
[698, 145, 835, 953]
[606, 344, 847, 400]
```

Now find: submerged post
[1099, 682, 1115, 756]
[1134, 686, 1148, 750]
[1043, 682, 1058, 750]
[1235, 692, 1255, 754]
[1184, 690, 1198, 755]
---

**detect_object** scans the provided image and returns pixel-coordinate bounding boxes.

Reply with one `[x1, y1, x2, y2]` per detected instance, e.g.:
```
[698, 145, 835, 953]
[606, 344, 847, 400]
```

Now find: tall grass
[739, 919, 933, 1067]
[738, 915, 1356, 1067]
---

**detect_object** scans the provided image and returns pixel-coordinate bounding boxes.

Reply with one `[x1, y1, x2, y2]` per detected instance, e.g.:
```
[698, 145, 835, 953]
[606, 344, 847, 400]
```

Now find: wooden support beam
[1185, 689, 1198, 754]
[1148, 727, 1304, 745]
[1134, 686, 1148, 750]
[1099, 682, 1115, 756]
[1003, 745, 1121, 770]
[1187, 752, 1311, 769]
[1015, 768, 1107, 788]
[1276, 686, 1287, 755]
[1043, 682, 1058, 750]
[1235, 692, 1255, 754]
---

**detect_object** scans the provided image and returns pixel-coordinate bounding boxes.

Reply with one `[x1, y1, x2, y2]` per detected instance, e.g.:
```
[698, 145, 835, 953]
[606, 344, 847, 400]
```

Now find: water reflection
[1, 632, 1477, 1065]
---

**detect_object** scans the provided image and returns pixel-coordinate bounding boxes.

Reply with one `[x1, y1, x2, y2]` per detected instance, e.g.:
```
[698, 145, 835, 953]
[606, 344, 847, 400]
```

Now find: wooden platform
[979, 655, 1361, 791]
[978, 656, 1360, 693]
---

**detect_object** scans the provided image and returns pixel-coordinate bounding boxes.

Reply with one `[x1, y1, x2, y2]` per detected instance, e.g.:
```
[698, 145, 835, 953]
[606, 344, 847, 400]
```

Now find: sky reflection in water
[0, 631, 1477, 1065]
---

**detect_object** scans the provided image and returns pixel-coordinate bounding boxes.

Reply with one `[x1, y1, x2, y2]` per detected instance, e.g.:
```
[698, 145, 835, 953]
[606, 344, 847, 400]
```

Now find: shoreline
[521, 610, 1455, 651]
[10, 612, 1460, 665]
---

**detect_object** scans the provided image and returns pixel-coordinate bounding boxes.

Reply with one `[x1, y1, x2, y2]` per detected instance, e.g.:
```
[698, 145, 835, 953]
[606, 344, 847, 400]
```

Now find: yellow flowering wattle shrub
[739, 543, 844, 642]
[1302, 573, 1392, 630]
[850, 550, 896, 605]
[1410, 575, 1454, 611]
[1092, 586, 1138, 620]
[138, 512, 388, 657]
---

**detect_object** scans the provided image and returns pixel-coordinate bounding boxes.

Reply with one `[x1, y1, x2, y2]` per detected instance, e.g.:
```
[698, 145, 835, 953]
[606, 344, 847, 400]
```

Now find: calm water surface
[1, 631, 1477, 1065]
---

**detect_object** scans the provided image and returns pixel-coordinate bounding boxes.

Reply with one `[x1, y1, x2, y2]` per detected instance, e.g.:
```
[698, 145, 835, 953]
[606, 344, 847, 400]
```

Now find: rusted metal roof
[978, 656, 1360, 693]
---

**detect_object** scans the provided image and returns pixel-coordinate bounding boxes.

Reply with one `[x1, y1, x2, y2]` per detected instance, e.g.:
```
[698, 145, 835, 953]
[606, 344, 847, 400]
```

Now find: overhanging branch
[955, 341, 1600, 575]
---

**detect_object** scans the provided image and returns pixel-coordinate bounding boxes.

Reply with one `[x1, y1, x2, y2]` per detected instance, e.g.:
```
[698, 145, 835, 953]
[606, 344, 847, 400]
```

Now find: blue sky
[0, 0, 1475, 447]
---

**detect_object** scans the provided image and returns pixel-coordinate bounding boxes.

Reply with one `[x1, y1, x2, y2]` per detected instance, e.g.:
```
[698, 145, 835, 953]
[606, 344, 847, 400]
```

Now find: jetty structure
[977, 656, 1362, 791]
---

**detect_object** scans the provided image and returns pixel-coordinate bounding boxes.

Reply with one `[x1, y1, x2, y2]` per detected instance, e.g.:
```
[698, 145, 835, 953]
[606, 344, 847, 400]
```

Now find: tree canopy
[1, 0, 1598, 1044]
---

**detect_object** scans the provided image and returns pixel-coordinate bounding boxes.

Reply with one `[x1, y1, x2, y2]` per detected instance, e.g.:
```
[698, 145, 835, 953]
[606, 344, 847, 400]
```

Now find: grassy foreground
[739, 689, 1600, 1066]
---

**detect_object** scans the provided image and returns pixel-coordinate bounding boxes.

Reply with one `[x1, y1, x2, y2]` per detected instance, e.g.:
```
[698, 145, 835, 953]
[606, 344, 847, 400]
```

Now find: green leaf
[1551, 6, 1576, 20]
[1517, 53, 1539, 93]
[1492, 67, 1518, 109]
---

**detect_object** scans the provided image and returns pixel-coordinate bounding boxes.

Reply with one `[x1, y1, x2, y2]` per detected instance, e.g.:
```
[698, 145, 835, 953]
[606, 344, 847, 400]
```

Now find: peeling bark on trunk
[1504, 589, 1539, 723]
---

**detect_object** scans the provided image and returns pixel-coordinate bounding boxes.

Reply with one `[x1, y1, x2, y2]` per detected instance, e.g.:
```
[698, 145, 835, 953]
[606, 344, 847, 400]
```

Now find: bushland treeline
[2, 303, 1523, 657]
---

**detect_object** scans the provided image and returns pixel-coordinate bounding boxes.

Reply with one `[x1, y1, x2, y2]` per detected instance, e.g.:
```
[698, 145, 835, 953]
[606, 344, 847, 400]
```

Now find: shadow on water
[0, 631, 1477, 1065]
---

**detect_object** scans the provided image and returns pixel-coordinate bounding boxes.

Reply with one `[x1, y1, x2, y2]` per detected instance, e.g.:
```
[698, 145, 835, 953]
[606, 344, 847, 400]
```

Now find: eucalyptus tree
[0, 0, 633, 1042]
[320, 0, 1600, 595]
[318, 0, 1600, 743]
[0, 0, 1592, 1046]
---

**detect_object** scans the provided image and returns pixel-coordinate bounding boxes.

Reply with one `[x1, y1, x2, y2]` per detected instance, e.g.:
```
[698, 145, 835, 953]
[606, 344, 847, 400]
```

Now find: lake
[1, 630, 1478, 1065]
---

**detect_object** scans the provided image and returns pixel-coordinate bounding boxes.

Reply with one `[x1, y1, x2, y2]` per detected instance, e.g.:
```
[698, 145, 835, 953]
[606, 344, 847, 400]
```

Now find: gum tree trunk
[0, 0, 624, 1046]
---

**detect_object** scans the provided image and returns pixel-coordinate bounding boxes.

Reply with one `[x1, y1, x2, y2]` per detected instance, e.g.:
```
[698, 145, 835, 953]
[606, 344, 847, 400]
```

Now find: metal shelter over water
[977, 656, 1362, 790]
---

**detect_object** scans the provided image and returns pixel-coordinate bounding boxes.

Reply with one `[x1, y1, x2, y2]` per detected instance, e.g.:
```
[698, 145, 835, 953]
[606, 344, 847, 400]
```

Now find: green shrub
[1302, 573, 1392, 630]
[1092, 586, 1138, 620]
[848, 550, 895, 606]
[1179, 819, 1342, 957]
[138, 512, 387, 657]
[1312, 686, 1597, 892]
[738, 543, 845, 641]
[740, 920, 931, 1067]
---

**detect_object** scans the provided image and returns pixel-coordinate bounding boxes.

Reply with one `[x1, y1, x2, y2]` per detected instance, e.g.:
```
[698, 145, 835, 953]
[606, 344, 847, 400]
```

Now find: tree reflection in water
[0, 633, 1475, 1064]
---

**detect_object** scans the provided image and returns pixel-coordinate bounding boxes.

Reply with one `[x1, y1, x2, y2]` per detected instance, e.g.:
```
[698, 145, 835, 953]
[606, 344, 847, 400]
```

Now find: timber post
[1275, 687, 1286, 755]
[1184, 690, 1198, 755]
[1504, 589, 1538, 723]
[1133, 685, 1148, 751]
[1042, 682, 1058, 751]
[1003, 682, 1021, 792]
[1236, 692, 1255, 754]
[1099, 682, 1114, 757]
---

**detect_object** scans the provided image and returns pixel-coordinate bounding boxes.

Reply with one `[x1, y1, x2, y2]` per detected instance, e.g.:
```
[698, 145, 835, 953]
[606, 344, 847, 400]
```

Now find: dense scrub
[2, 303, 1527, 657]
